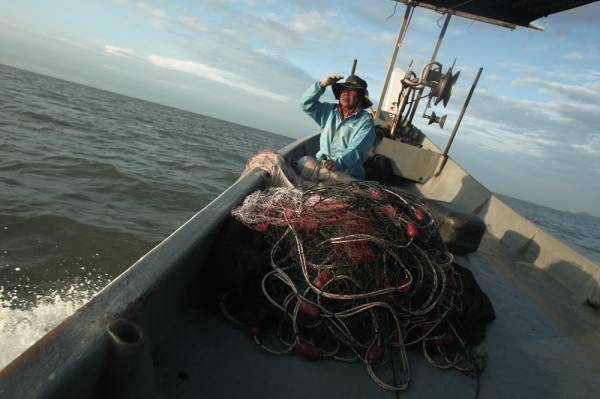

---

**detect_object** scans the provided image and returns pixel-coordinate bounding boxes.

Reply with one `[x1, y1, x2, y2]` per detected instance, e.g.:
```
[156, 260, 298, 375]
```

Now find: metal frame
[378, 3, 485, 177]
[375, 4, 414, 119]
[376, 6, 453, 120]
[430, 13, 452, 62]
[392, 1, 544, 31]
[436, 67, 483, 175]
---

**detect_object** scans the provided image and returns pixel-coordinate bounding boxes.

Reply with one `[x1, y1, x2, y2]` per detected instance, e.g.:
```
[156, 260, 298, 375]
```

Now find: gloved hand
[319, 74, 343, 88]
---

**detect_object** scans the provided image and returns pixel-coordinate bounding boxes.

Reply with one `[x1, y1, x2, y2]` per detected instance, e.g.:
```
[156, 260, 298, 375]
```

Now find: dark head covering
[332, 75, 373, 109]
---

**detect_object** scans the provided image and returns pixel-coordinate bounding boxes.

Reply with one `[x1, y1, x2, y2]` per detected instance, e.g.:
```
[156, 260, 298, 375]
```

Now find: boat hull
[1, 133, 599, 398]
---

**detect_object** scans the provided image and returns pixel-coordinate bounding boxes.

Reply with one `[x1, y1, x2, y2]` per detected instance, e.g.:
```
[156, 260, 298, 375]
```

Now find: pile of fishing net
[222, 181, 490, 391]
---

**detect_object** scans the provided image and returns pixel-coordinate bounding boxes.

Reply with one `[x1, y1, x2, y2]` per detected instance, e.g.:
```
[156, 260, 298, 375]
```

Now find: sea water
[0, 64, 291, 368]
[1, 63, 598, 369]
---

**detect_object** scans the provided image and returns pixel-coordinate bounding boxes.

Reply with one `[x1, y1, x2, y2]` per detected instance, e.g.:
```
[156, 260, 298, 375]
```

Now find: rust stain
[0, 318, 67, 381]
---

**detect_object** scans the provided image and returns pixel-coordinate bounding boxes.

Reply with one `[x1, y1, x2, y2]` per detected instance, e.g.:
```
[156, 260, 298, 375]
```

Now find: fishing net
[241, 148, 301, 188]
[224, 181, 483, 391]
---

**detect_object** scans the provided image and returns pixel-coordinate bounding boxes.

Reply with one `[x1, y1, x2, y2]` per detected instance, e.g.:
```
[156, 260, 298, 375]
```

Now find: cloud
[177, 15, 209, 32]
[123, 1, 317, 95]
[504, 61, 600, 84]
[448, 114, 559, 158]
[103, 45, 136, 58]
[110, 0, 600, 169]
[140, 6, 165, 19]
[135, 2, 169, 29]
[541, 2, 600, 28]
[144, 54, 289, 101]
[562, 51, 585, 61]
[426, 60, 600, 164]
[572, 143, 599, 154]
[511, 77, 600, 108]
[133, 2, 306, 50]
[38, 32, 92, 50]
[520, 45, 549, 53]
[134, 2, 210, 33]
[289, 10, 336, 33]
[571, 136, 600, 155]
[504, 77, 600, 135]
[151, 78, 194, 91]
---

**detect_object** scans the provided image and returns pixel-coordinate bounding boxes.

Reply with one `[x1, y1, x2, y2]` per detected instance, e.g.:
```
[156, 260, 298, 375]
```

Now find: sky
[0, 0, 599, 216]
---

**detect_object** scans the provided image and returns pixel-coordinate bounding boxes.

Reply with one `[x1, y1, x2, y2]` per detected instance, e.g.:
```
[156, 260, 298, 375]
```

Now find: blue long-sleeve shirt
[300, 81, 375, 179]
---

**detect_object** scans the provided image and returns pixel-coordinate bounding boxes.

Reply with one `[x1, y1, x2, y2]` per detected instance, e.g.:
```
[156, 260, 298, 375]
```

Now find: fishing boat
[1, 1, 599, 398]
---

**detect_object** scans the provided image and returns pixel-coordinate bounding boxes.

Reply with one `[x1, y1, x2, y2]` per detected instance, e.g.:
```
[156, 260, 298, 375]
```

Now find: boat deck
[150, 232, 600, 398]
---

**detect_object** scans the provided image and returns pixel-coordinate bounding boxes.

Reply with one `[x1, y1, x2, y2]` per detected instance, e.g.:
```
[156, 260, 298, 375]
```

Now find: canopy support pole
[430, 13, 452, 62]
[436, 67, 483, 176]
[375, 4, 414, 119]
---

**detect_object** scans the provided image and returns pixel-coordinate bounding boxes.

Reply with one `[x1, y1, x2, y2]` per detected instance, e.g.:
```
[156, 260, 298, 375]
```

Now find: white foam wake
[0, 276, 108, 370]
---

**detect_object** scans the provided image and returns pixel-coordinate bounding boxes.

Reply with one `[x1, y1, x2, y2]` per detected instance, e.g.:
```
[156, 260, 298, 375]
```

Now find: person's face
[339, 88, 360, 108]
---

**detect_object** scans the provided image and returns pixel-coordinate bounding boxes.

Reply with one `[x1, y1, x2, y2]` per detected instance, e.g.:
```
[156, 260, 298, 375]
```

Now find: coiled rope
[224, 181, 479, 391]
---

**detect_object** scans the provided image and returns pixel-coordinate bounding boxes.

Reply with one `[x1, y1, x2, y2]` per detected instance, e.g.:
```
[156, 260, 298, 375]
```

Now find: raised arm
[300, 75, 343, 126]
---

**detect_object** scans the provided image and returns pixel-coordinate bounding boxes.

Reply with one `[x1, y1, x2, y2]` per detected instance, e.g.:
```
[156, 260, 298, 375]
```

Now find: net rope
[225, 181, 480, 391]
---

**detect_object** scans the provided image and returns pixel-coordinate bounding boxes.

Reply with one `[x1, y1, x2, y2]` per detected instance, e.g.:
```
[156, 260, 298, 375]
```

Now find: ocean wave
[0, 213, 155, 276]
[500, 194, 600, 264]
[15, 110, 74, 128]
[42, 156, 130, 180]
[38, 90, 67, 102]
[0, 66, 297, 369]
[0, 103, 22, 112]
[0, 274, 110, 370]
[0, 156, 134, 183]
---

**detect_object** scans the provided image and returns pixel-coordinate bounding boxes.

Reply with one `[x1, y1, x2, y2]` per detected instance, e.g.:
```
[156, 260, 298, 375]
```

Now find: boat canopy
[394, 0, 598, 29]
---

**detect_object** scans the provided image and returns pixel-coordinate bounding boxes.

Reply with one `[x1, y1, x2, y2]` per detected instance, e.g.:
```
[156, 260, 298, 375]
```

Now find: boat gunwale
[0, 166, 271, 397]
